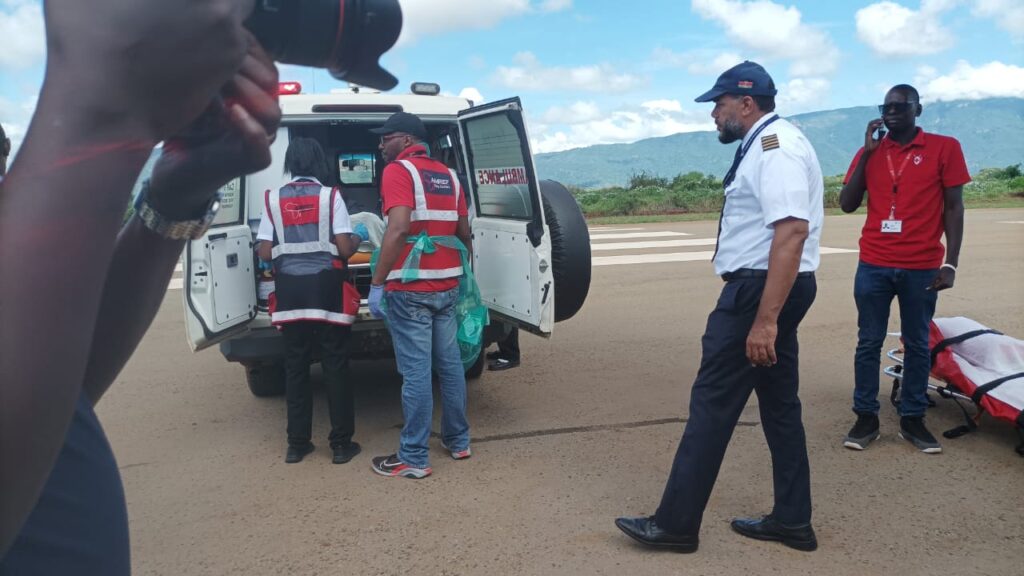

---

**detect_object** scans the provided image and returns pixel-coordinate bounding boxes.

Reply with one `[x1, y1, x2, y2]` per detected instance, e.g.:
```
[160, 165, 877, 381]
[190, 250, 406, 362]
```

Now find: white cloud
[539, 101, 602, 124]
[650, 48, 744, 76]
[458, 87, 485, 104]
[641, 100, 684, 114]
[776, 77, 832, 113]
[855, 1, 957, 57]
[540, 0, 572, 11]
[913, 60, 1024, 102]
[690, 0, 839, 76]
[0, 93, 38, 159]
[397, 0, 570, 45]
[0, 1, 45, 71]
[971, 0, 1024, 39]
[493, 52, 645, 93]
[531, 99, 714, 153]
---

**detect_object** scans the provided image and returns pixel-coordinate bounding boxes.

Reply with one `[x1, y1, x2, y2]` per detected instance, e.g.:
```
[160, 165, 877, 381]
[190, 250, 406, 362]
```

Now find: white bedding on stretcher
[933, 317, 1024, 411]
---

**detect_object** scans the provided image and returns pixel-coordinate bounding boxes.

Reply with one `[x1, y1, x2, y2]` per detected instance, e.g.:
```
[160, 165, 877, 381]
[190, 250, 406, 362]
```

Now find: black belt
[721, 268, 815, 282]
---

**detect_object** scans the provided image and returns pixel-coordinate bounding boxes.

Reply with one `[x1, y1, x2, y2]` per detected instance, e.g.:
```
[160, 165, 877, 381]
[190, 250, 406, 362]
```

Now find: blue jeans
[853, 262, 938, 417]
[385, 287, 469, 468]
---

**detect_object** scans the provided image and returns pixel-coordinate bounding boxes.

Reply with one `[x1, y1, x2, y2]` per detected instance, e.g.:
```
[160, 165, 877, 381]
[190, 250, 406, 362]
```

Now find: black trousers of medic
[655, 274, 817, 534]
[281, 322, 355, 449]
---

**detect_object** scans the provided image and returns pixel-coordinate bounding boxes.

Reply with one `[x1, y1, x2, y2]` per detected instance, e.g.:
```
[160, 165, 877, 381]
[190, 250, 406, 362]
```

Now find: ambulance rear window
[338, 153, 376, 186]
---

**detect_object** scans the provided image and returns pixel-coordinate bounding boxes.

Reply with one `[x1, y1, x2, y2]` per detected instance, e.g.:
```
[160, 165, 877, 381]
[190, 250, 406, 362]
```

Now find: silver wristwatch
[134, 179, 221, 241]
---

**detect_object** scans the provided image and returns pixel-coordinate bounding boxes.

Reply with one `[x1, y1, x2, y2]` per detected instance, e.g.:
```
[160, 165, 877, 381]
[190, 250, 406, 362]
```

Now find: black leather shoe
[332, 441, 362, 464]
[730, 515, 817, 551]
[488, 358, 520, 371]
[614, 516, 699, 553]
[285, 443, 315, 464]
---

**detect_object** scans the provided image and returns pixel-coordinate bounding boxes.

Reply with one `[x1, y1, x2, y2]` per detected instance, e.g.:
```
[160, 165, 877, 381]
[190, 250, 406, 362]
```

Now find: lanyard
[715, 114, 780, 261]
[885, 148, 914, 219]
[722, 114, 779, 189]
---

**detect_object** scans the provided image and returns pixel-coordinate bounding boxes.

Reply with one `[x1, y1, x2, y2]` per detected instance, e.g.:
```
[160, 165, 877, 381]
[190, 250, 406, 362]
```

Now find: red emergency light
[278, 82, 302, 95]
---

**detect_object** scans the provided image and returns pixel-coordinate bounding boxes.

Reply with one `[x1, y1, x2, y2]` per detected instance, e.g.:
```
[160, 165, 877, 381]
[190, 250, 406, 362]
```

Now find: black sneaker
[331, 441, 361, 464]
[843, 414, 880, 450]
[285, 442, 315, 464]
[371, 454, 432, 479]
[899, 416, 942, 454]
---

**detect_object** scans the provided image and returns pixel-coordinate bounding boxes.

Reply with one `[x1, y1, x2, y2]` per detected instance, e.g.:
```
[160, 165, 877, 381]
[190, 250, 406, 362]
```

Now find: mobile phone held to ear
[874, 120, 887, 141]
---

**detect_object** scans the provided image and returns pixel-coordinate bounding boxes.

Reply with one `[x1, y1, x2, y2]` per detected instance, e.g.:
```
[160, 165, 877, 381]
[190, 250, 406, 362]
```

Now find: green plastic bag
[371, 231, 489, 371]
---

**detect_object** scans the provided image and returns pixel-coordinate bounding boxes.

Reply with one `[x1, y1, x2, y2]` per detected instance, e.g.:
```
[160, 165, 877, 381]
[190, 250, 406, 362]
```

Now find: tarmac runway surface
[107, 208, 1024, 575]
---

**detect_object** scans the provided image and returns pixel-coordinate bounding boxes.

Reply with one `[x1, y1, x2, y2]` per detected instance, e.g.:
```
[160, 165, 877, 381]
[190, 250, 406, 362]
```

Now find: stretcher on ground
[885, 316, 1024, 456]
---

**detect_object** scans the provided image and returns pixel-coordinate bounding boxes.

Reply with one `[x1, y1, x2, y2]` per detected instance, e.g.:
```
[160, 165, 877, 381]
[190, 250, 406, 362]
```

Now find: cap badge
[737, 80, 753, 89]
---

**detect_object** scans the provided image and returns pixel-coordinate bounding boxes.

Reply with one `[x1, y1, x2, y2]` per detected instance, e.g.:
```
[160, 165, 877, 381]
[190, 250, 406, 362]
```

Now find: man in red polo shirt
[367, 112, 473, 479]
[840, 84, 969, 454]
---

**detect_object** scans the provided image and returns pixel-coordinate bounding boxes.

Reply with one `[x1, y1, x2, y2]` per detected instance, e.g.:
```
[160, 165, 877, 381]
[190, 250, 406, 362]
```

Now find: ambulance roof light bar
[410, 82, 441, 96]
[278, 82, 302, 96]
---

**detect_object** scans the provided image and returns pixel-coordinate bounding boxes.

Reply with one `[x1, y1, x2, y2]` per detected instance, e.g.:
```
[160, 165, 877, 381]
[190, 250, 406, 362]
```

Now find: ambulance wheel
[465, 349, 486, 380]
[245, 363, 286, 397]
[539, 180, 591, 322]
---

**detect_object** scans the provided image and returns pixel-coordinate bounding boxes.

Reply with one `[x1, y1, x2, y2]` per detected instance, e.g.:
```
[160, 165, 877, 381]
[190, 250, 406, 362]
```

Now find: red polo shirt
[844, 129, 970, 269]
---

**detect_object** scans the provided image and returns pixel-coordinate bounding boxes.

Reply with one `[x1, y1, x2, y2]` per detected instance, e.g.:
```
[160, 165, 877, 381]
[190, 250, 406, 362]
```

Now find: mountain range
[533, 98, 1024, 189]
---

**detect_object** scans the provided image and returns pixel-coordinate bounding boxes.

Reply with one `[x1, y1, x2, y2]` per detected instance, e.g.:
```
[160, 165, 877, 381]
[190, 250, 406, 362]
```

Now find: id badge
[880, 219, 903, 233]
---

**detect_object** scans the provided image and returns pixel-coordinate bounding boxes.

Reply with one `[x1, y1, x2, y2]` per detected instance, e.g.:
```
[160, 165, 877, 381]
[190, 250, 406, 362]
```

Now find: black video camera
[246, 0, 403, 90]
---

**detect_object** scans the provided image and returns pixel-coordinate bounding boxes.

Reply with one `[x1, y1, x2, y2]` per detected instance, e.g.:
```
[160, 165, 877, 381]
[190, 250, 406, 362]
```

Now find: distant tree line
[572, 165, 1024, 218]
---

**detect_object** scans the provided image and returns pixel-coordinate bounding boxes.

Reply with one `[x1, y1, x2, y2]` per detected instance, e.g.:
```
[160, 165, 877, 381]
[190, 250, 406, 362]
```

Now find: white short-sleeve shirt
[256, 176, 353, 242]
[714, 114, 824, 276]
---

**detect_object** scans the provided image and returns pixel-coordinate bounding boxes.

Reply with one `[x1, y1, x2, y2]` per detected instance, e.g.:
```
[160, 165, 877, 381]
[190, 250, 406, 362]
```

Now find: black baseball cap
[695, 61, 778, 102]
[369, 112, 428, 140]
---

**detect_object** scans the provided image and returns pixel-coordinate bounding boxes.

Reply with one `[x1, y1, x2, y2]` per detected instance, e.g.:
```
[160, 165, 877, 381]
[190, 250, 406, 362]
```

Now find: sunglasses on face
[878, 102, 918, 114]
[379, 134, 404, 145]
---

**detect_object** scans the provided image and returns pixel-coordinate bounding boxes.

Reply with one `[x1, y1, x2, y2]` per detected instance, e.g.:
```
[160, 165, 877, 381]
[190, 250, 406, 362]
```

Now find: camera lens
[246, 0, 402, 90]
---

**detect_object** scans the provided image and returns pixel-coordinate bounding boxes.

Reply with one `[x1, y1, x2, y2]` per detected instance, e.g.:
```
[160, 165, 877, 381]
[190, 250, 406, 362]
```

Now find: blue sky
[2, 0, 1023, 156]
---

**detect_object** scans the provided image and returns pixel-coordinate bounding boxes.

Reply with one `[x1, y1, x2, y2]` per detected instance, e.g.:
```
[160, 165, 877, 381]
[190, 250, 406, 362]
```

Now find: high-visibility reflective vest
[265, 180, 357, 326]
[385, 158, 464, 283]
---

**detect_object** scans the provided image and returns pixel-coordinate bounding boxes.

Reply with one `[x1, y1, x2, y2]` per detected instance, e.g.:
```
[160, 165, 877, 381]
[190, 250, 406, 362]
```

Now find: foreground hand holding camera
[0, 1, 282, 565]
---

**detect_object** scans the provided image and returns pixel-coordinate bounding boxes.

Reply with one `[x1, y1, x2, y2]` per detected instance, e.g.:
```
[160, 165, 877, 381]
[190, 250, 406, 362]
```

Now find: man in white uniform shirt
[616, 61, 824, 553]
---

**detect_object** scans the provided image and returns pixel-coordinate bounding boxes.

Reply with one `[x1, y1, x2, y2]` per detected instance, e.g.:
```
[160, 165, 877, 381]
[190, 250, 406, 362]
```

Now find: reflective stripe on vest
[385, 233, 466, 282]
[394, 160, 461, 223]
[267, 183, 339, 260]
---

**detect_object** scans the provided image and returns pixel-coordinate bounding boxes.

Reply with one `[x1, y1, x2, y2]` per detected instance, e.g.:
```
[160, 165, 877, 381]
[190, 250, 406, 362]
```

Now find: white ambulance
[182, 82, 592, 396]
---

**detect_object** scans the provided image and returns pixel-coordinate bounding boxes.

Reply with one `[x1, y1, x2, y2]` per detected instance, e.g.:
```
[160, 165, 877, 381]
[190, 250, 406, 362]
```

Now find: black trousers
[497, 327, 520, 361]
[281, 322, 355, 448]
[655, 274, 817, 535]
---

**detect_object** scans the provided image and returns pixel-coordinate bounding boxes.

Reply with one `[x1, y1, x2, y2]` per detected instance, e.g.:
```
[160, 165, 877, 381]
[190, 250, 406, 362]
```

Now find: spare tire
[539, 180, 591, 322]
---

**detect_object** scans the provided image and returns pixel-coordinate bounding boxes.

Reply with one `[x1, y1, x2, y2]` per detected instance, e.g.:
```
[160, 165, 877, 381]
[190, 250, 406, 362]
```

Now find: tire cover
[539, 180, 591, 322]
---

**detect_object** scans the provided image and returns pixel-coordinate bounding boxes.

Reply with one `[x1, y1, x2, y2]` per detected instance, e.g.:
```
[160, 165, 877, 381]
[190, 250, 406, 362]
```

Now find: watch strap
[134, 179, 221, 241]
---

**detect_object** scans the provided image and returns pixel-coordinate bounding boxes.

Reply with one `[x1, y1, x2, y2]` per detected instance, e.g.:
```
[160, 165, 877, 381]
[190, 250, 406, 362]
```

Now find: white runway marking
[996, 221, 1024, 224]
[591, 239, 717, 251]
[589, 231, 693, 241]
[593, 251, 715, 266]
[587, 227, 646, 233]
[169, 278, 184, 291]
[593, 246, 858, 267]
[174, 262, 184, 272]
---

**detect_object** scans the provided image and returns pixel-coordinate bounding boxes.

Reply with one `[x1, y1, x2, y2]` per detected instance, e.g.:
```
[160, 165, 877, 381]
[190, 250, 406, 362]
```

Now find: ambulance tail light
[278, 82, 302, 96]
